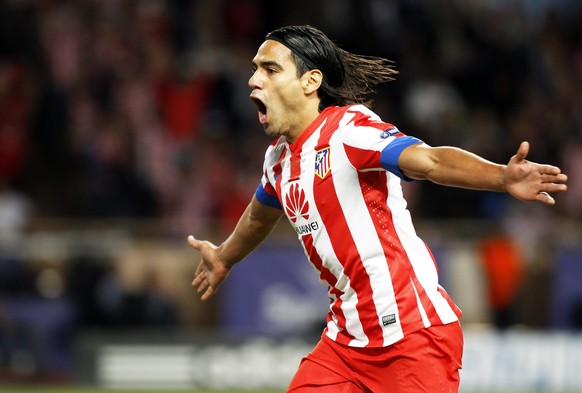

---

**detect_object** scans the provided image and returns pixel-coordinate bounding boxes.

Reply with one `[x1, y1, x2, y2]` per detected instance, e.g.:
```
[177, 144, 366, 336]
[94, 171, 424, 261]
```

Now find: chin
[263, 126, 280, 138]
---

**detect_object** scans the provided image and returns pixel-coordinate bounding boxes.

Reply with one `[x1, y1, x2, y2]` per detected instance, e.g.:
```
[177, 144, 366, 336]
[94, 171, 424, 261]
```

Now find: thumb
[187, 235, 203, 250]
[514, 141, 530, 162]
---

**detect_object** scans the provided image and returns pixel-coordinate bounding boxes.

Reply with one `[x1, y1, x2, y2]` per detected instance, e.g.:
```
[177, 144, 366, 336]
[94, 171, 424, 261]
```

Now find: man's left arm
[398, 141, 568, 205]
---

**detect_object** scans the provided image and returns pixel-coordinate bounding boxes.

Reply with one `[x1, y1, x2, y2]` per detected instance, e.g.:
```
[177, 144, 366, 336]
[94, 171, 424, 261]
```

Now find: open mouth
[251, 97, 267, 114]
[251, 97, 268, 124]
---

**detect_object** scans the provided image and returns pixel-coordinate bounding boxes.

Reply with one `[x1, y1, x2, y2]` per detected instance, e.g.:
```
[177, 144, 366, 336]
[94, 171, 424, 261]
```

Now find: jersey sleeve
[254, 140, 284, 210]
[341, 106, 422, 180]
[379, 135, 422, 180]
[255, 181, 282, 209]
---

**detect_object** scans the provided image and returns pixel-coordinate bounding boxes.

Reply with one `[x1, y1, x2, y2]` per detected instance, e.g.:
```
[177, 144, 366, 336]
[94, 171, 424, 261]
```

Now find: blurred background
[0, 0, 581, 391]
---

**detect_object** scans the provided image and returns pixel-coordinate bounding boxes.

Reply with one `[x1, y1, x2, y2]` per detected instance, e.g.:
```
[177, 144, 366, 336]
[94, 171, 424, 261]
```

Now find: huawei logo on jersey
[285, 183, 309, 223]
[284, 184, 321, 236]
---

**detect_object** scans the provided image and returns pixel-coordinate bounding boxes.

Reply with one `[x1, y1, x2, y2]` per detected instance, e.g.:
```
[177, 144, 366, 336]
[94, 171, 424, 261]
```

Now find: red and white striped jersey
[255, 105, 462, 348]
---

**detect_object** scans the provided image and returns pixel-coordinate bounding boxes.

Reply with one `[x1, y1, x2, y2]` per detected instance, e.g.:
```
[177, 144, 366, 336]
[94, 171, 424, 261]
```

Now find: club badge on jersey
[315, 147, 331, 179]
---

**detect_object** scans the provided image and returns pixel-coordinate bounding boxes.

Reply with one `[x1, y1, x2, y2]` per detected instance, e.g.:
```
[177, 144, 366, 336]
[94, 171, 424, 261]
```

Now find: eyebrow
[252, 60, 284, 70]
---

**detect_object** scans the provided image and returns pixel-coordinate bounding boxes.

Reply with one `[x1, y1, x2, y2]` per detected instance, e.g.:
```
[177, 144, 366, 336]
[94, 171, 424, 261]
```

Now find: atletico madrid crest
[315, 147, 331, 179]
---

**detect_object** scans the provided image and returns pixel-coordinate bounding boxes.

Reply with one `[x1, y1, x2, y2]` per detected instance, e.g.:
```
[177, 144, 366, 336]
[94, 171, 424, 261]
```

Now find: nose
[248, 70, 261, 89]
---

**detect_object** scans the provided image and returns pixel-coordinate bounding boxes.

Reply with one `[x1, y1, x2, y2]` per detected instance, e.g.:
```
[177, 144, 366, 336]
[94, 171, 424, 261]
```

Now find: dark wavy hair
[266, 25, 398, 111]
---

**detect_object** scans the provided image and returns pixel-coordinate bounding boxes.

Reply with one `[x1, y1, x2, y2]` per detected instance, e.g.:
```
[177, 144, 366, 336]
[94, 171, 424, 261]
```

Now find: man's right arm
[215, 195, 284, 266]
[188, 195, 283, 301]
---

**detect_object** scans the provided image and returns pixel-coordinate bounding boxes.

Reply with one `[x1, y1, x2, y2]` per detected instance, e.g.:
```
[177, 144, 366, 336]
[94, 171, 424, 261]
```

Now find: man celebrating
[188, 25, 567, 392]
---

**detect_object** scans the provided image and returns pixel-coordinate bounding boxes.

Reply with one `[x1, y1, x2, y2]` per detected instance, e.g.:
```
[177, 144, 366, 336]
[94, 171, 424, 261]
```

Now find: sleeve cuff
[255, 184, 282, 209]
[380, 136, 422, 181]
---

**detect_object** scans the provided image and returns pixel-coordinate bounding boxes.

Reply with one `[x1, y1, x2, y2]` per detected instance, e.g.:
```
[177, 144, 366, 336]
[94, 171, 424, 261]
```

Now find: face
[248, 40, 314, 141]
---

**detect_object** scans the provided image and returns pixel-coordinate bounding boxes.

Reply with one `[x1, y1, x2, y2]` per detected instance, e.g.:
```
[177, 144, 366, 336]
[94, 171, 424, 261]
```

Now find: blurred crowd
[0, 0, 580, 235]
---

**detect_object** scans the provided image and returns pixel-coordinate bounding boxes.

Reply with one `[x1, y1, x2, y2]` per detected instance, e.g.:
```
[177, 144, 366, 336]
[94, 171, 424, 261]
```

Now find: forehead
[252, 40, 296, 68]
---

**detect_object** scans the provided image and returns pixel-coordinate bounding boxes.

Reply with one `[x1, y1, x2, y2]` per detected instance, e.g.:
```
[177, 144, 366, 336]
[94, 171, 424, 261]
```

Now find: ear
[302, 69, 323, 95]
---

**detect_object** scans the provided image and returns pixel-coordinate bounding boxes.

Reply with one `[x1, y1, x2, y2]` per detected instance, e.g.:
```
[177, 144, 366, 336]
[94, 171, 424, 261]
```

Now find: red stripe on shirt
[344, 144, 383, 170]
[357, 170, 426, 336]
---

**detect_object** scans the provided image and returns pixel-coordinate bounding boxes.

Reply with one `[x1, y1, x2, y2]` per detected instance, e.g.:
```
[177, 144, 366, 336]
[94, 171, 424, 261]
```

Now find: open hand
[505, 142, 568, 205]
[188, 235, 231, 301]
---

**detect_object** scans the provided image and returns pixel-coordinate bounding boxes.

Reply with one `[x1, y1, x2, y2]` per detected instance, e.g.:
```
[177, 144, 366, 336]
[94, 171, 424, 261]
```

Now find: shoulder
[345, 105, 385, 124]
[337, 105, 395, 135]
[317, 105, 391, 139]
[321, 104, 381, 124]
[336, 105, 397, 144]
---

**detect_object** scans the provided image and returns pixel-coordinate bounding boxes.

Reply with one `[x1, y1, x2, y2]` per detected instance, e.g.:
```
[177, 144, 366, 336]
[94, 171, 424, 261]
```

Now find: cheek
[279, 84, 304, 107]
[268, 78, 304, 118]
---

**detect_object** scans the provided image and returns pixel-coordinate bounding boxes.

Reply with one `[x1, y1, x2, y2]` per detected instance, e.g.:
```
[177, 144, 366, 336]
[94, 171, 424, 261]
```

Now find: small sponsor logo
[380, 128, 400, 139]
[382, 314, 397, 326]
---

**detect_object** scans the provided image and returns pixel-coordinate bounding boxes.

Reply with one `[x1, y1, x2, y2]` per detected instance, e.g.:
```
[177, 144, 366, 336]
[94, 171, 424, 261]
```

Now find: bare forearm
[217, 196, 282, 268]
[424, 147, 506, 191]
[401, 145, 507, 192]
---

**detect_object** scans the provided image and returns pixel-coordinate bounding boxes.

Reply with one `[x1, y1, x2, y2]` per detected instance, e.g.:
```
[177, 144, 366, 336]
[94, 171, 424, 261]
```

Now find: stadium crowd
[1, 0, 580, 233]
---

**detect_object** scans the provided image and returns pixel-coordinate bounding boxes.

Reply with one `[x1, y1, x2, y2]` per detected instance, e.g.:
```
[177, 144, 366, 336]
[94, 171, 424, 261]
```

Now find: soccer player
[188, 25, 567, 392]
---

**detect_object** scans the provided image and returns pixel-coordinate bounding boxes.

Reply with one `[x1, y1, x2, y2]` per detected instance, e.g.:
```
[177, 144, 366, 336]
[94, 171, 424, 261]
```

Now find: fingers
[191, 272, 215, 301]
[539, 172, 568, 188]
[192, 277, 215, 301]
[534, 169, 567, 205]
[187, 236, 223, 301]
[541, 182, 568, 193]
[189, 235, 211, 300]
[200, 286, 215, 302]
[538, 164, 562, 176]
[195, 274, 210, 294]
[192, 268, 205, 287]
[542, 172, 568, 185]
[539, 166, 568, 193]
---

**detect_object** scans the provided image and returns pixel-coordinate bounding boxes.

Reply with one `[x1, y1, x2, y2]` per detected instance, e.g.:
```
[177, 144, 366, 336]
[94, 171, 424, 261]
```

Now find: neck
[285, 100, 321, 143]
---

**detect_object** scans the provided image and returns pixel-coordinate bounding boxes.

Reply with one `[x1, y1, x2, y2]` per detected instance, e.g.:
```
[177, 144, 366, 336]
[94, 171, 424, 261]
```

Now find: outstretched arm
[188, 195, 283, 301]
[398, 141, 568, 205]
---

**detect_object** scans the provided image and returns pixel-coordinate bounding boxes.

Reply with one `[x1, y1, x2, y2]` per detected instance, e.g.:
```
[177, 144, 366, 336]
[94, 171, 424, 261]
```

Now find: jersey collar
[288, 106, 336, 152]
